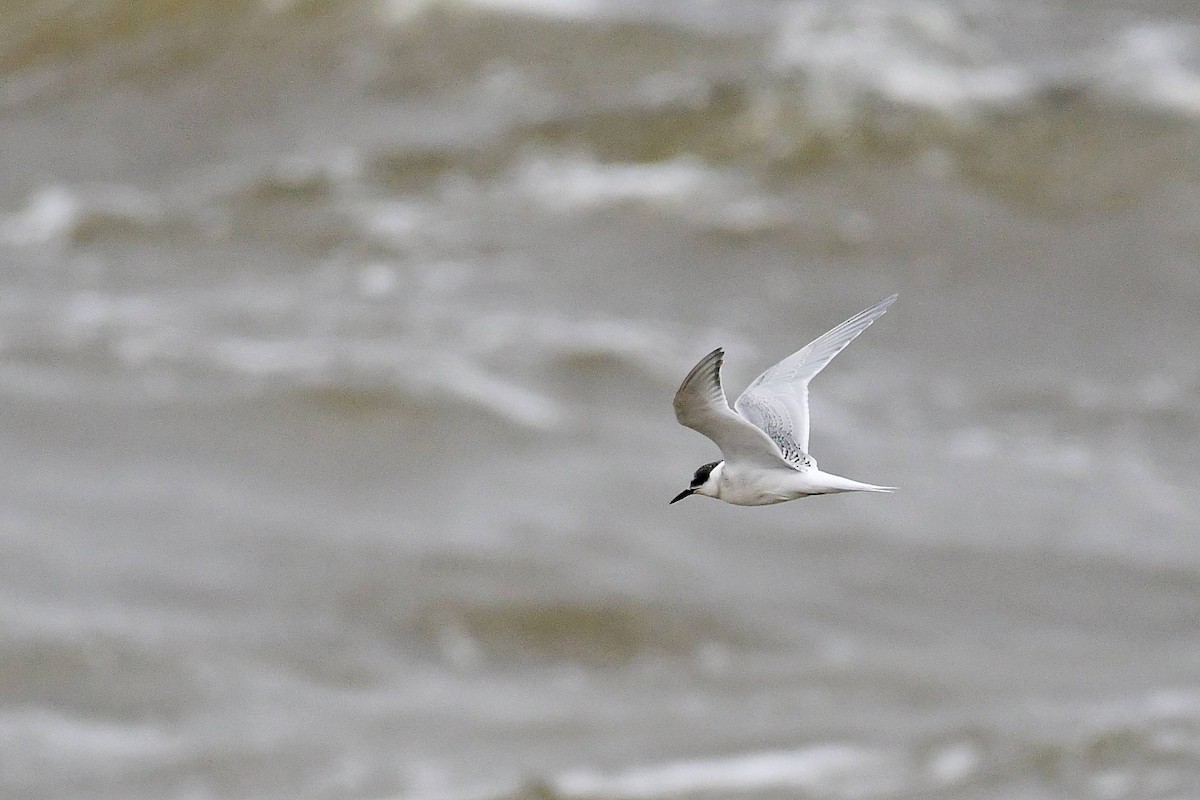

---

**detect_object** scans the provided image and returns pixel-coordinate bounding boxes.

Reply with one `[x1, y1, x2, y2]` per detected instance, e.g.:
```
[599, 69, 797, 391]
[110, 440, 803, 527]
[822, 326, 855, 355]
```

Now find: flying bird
[671, 294, 897, 506]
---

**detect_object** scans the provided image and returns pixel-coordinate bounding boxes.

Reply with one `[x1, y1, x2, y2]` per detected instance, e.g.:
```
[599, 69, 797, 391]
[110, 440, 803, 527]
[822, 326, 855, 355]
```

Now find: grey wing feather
[733, 392, 815, 469]
[734, 294, 897, 463]
[673, 348, 792, 469]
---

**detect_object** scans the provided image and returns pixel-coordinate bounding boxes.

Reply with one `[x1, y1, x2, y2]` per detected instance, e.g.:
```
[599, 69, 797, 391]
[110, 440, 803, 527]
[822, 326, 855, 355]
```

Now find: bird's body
[703, 460, 893, 506]
[670, 295, 897, 507]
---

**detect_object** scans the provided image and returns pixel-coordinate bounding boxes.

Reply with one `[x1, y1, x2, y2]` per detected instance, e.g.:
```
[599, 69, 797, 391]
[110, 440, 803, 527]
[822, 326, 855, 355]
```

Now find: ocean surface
[2, 1, 1200, 798]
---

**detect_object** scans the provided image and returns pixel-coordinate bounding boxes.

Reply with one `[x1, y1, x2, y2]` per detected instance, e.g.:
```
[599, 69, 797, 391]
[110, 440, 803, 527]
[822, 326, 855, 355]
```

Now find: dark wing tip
[675, 347, 723, 391]
[673, 347, 727, 421]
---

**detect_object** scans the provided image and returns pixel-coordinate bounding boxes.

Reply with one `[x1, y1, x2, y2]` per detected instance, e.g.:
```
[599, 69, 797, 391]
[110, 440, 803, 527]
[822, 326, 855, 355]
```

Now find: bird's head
[670, 460, 723, 504]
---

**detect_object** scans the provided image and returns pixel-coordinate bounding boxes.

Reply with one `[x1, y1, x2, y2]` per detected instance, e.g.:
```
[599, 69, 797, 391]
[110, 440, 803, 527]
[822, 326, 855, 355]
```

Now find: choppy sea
[2, 1, 1200, 798]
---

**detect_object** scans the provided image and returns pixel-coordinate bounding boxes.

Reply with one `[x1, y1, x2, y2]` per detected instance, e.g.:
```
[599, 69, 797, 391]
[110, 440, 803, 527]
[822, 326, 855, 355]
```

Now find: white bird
[670, 294, 897, 506]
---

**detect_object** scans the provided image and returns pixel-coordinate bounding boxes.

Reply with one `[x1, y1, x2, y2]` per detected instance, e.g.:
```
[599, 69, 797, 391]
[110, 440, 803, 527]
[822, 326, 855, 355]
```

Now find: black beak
[669, 488, 695, 505]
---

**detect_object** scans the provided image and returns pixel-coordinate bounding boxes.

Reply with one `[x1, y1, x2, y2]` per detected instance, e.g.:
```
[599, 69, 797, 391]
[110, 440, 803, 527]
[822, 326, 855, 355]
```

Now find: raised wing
[673, 347, 794, 469]
[734, 294, 897, 463]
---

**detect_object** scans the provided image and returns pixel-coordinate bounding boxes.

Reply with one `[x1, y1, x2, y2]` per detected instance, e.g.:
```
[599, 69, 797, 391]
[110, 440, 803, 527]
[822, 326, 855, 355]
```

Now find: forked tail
[809, 470, 895, 494]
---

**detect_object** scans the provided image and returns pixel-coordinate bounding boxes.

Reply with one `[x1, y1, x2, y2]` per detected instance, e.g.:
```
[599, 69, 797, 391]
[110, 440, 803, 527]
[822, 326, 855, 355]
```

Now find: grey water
[2, 1, 1200, 798]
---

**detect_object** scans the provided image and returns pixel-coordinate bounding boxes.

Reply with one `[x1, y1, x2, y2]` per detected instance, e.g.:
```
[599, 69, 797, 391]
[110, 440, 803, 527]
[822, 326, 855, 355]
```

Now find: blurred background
[2, 1, 1200, 798]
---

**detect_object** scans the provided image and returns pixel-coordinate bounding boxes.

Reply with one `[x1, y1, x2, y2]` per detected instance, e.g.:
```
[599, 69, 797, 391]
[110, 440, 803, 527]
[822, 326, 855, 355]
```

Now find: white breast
[716, 464, 809, 506]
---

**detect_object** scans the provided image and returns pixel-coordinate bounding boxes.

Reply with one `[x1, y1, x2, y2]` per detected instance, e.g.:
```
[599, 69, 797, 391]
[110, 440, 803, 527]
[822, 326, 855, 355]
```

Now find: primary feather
[734, 294, 897, 463]
[672, 348, 793, 470]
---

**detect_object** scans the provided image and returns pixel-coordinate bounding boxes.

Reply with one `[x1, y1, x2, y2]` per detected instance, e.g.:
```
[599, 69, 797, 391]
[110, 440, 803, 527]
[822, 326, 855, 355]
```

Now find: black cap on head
[671, 461, 721, 504]
[690, 461, 721, 488]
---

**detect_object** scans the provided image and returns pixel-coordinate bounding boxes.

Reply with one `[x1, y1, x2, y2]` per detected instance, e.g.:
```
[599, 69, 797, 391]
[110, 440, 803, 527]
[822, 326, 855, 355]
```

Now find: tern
[670, 294, 897, 506]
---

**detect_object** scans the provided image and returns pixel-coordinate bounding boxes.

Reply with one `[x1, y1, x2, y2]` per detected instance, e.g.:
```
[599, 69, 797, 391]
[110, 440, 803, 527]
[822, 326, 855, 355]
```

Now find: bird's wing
[673, 347, 794, 469]
[734, 294, 897, 463]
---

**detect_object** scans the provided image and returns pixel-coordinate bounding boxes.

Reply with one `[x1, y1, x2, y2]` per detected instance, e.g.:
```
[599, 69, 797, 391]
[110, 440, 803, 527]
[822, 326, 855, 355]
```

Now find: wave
[6, 0, 1196, 144]
[386, 701, 1200, 800]
[0, 184, 189, 247]
[0, 249, 694, 431]
[3, 0, 1197, 219]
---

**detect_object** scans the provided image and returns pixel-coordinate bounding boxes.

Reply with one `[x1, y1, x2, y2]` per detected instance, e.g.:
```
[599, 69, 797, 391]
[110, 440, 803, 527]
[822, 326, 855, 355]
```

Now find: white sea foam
[508, 152, 791, 232]
[0, 183, 173, 246]
[924, 740, 981, 785]
[770, 2, 1200, 126]
[0, 186, 81, 245]
[361, 200, 437, 249]
[386, 744, 916, 800]
[552, 744, 905, 798]
[1098, 23, 1200, 117]
[379, 0, 601, 25]
[0, 710, 182, 771]
[772, 1, 1031, 119]
[422, 354, 564, 429]
[209, 337, 337, 377]
[201, 336, 565, 429]
[512, 154, 714, 212]
[459, 0, 601, 20]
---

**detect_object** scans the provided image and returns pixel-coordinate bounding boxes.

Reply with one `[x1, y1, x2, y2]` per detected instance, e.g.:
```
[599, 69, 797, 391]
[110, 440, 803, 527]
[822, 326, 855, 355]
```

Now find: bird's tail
[809, 470, 895, 494]
[840, 482, 895, 493]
